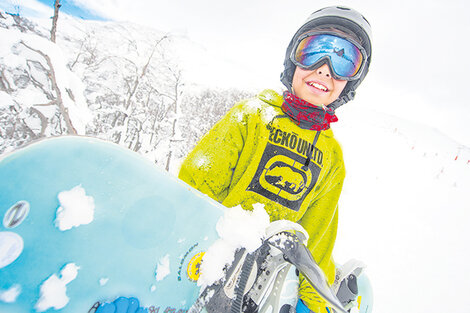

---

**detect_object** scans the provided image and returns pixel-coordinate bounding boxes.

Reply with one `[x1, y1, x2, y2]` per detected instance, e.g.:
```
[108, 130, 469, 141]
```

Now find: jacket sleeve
[297, 158, 346, 311]
[178, 103, 247, 203]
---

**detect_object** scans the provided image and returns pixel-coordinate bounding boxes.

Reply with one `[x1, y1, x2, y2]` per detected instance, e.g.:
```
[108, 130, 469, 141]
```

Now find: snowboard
[0, 136, 225, 313]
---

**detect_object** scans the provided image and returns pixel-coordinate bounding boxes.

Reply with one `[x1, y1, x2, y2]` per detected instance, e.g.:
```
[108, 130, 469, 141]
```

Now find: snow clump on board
[197, 203, 270, 288]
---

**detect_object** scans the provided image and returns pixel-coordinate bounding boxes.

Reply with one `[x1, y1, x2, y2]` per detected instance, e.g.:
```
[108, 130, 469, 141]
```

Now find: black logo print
[247, 143, 321, 211]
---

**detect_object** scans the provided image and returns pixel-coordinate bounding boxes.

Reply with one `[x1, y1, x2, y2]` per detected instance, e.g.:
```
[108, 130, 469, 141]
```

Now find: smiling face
[291, 64, 347, 107]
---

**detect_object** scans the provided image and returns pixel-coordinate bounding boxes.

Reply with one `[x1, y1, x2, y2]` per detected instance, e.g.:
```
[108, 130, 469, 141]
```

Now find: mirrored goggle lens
[294, 34, 364, 78]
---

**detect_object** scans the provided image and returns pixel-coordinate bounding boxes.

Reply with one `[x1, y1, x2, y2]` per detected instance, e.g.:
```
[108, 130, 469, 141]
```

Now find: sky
[35, 0, 105, 20]
[1, 0, 470, 145]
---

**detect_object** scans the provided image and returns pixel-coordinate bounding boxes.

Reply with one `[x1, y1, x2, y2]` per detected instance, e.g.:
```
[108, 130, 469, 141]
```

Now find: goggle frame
[290, 31, 368, 81]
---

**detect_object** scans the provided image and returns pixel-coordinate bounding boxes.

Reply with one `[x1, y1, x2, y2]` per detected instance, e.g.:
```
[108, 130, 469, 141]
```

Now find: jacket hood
[257, 89, 284, 108]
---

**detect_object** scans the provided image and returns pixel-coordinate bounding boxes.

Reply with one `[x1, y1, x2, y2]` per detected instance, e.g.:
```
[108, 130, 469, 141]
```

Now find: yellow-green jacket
[178, 89, 345, 311]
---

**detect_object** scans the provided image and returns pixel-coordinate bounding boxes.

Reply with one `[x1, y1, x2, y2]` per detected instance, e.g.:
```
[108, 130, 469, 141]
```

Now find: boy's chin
[293, 89, 337, 107]
[303, 95, 328, 107]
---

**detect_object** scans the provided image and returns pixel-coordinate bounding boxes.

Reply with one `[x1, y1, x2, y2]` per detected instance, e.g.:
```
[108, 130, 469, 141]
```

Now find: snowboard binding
[188, 221, 350, 313]
[333, 259, 373, 313]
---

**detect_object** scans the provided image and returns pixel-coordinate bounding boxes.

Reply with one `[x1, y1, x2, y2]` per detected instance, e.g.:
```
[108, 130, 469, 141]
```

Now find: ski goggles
[290, 32, 367, 81]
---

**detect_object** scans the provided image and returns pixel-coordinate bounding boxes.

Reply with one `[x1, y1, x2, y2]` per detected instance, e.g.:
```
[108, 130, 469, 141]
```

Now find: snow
[0, 284, 21, 303]
[244, 99, 262, 113]
[268, 233, 292, 250]
[99, 278, 109, 286]
[35, 263, 80, 312]
[197, 239, 235, 289]
[0, 17, 92, 138]
[21, 32, 92, 134]
[261, 105, 278, 124]
[242, 98, 278, 124]
[54, 185, 95, 231]
[265, 220, 309, 243]
[155, 254, 171, 281]
[332, 105, 470, 313]
[216, 203, 270, 253]
[194, 154, 209, 169]
[198, 203, 270, 288]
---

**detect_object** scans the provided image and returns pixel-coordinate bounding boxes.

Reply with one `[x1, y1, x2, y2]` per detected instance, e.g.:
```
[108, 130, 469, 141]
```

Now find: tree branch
[30, 107, 48, 137]
[0, 68, 12, 92]
[33, 100, 58, 106]
[124, 36, 168, 110]
[69, 40, 85, 70]
[20, 40, 77, 134]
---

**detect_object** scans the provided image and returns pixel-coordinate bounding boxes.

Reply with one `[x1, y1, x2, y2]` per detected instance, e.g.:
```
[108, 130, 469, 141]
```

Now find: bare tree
[165, 67, 183, 171]
[21, 40, 77, 134]
[50, 0, 61, 43]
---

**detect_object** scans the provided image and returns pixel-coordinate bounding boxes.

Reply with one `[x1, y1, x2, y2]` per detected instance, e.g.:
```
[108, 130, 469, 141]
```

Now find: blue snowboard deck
[0, 136, 224, 312]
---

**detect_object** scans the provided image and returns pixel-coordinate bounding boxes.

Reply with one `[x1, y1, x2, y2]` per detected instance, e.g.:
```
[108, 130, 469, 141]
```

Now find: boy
[178, 6, 372, 313]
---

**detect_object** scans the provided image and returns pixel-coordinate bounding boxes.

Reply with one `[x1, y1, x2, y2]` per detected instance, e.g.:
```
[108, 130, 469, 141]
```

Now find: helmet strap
[328, 89, 355, 110]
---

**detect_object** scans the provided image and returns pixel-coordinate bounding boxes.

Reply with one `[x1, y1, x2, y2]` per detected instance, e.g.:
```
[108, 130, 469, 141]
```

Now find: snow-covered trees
[63, 22, 185, 168]
[0, 13, 89, 153]
[179, 88, 254, 152]
[0, 13, 254, 171]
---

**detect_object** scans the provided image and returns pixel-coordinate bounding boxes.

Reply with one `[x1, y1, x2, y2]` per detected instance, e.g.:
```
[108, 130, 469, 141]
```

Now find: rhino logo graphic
[247, 143, 321, 211]
[258, 154, 315, 203]
[265, 164, 306, 194]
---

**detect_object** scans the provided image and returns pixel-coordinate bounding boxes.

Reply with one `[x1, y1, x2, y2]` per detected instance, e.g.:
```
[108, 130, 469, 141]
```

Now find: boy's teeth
[308, 82, 328, 91]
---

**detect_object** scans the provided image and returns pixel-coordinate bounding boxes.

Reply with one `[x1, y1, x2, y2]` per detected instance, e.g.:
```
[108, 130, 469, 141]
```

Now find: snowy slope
[333, 104, 470, 313]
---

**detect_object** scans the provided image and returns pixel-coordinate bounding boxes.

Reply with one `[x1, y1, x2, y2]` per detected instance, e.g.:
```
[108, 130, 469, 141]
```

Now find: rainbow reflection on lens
[294, 34, 364, 79]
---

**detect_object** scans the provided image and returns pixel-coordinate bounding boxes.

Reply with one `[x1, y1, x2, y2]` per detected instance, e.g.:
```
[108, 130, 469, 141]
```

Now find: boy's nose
[316, 64, 332, 78]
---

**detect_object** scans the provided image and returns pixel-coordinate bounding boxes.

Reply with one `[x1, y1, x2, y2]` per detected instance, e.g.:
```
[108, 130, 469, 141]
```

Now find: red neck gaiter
[281, 91, 338, 131]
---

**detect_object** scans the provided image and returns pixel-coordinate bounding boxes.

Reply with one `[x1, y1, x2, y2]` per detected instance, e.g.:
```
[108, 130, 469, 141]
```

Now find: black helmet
[280, 6, 372, 110]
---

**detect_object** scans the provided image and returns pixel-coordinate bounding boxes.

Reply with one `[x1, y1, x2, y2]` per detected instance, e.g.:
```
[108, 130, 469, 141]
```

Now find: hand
[91, 297, 147, 313]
